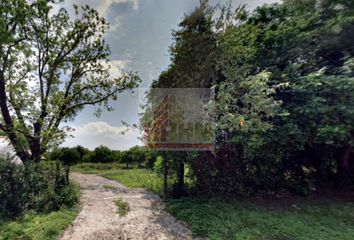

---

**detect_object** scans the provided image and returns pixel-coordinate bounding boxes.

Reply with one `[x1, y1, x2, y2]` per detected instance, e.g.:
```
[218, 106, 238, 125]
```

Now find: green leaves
[0, 1, 140, 161]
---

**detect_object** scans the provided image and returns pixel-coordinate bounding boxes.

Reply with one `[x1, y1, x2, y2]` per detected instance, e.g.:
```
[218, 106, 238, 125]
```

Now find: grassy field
[0, 206, 79, 240]
[73, 163, 354, 240]
[167, 198, 354, 240]
[73, 163, 164, 194]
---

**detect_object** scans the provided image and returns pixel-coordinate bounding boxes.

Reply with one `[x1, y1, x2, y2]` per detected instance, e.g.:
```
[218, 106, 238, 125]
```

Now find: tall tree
[155, 0, 217, 88]
[0, 0, 139, 162]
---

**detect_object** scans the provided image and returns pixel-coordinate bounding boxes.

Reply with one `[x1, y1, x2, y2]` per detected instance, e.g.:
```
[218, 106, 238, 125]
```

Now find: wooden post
[177, 157, 185, 197]
[162, 151, 169, 199]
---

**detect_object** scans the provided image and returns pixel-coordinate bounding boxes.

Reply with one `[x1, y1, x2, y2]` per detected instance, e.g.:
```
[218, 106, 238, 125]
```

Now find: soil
[60, 172, 194, 240]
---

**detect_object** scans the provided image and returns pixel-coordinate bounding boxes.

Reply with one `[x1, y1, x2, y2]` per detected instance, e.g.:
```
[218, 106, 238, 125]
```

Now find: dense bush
[0, 157, 79, 219]
[116, 146, 152, 168]
[141, 0, 354, 197]
[66, 145, 156, 168]
[86, 145, 115, 163]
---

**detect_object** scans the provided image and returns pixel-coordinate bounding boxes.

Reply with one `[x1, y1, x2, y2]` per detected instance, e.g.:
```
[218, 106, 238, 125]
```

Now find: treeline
[142, 0, 354, 196]
[50, 145, 157, 169]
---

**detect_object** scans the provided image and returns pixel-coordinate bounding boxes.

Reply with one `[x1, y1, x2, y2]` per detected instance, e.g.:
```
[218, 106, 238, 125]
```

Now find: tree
[141, 0, 218, 198]
[89, 145, 115, 163]
[152, 0, 216, 89]
[74, 145, 90, 162]
[142, 0, 354, 196]
[0, 0, 139, 163]
[60, 147, 80, 183]
[214, 0, 354, 193]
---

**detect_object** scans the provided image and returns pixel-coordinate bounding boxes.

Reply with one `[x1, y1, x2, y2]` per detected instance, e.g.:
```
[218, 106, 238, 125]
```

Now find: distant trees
[88, 145, 115, 163]
[50, 145, 154, 169]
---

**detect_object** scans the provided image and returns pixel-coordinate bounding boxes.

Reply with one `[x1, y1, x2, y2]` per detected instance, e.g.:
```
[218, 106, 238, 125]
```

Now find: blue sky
[61, 0, 279, 150]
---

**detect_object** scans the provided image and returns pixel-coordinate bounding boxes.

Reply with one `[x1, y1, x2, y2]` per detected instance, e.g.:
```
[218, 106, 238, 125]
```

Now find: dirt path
[60, 172, 194, 240]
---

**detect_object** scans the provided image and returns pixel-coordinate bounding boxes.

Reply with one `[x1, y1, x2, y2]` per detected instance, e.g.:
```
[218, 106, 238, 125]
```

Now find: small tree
[74, 145, 90, 162]
[60, 147, 80, 184]
[90, 145, 115, 163]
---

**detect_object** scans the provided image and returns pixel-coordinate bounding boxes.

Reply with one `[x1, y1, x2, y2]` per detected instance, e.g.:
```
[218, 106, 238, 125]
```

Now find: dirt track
[60, 172, 193, 240]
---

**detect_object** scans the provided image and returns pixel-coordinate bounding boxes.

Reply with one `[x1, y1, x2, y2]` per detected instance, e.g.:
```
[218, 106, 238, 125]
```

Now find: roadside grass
[73, 163, 164, 195]
[72, 162, 126, 174]
[114, 198, 130, 216]
[0, 206, 79, 240]
[73, 163, 354, 240]
[166, 198, 354, 240]
[103, 184, 115, 190]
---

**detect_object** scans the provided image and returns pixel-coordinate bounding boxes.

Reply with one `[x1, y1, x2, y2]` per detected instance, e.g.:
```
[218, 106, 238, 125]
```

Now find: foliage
[140, 0, 354, 196]
[73, 162, 124, 172]
[167, 198, 354, 240]
[60, 147, 81, 166]
[0, 205, 79, 240]
[116, 146, 149, 168]
[0, 157, 79, 219]
[114, 198, 130, 217]
[0, 0, 139, 162]
[61, 145, 156, 168]
[73, 164, 165, 196]
[86, 145, 115, 163]
[50, 147, 81, 183]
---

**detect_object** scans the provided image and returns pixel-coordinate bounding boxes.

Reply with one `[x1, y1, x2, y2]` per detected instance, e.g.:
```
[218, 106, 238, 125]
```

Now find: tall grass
[167, 198, 354, 240]
[0, 206, 79, 240]
[73, 163, 164, 195]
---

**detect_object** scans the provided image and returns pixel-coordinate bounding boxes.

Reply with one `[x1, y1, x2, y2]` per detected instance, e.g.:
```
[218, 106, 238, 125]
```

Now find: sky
[61, 0, 280, 150]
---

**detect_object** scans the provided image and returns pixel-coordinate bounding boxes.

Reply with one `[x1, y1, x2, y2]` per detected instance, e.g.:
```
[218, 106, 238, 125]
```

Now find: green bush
[0, 157, 79, 219]
[88, 145, 115, 163]
[0, 157, 27, 218]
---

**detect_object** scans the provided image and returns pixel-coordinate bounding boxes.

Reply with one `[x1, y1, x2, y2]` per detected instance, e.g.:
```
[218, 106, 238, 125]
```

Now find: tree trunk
[65, 165, 70, 184]
[0, 72, 31, 162]
[30, 139, 42, 162]
[176, 159, 185, 198]
[163, 152, 169, 199]
[340, 144, 352, 175]
[55, 160, 61, 187]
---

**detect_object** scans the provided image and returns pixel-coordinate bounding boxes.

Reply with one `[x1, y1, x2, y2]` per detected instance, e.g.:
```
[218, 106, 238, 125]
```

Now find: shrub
[0, 157, 79, 219]
[0, 157, 27, 218]
[89, 145, 115, 163]
[114, 198, 130, 216]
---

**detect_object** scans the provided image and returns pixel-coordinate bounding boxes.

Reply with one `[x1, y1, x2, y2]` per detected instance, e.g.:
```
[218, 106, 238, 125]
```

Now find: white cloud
[110, 15, 123, 31]
[63, 121, 142, 150]
[110, 59, 131, 77]
[99, 60, 131, 79]
[96, 0, 139, 15]
[54, 0, 139, 17]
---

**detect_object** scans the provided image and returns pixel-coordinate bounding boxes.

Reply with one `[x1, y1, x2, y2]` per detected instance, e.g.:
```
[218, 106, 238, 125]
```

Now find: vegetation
[0, 206, 79, 240]
[141, 0, 354, 197]
[114, 198, 130, 217]
[0, 158, 79, 219]
[103, 185, 116, 190]
[0, 0, 137, 234]
[73, 163, 354, 239]
[0, 0, 353, 239]
[0, 0, 139, 163]
[167, 198, 354, 240]
[57, 145, 155, 168]
[73, 163, 165, 195]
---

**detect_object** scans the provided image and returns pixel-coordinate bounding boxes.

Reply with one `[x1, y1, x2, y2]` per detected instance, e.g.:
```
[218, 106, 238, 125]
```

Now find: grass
[73, 163, 354, 240]
[0, 206, 79, 240]
[167, 198, 354, 240]
[114, 198, 130, 217]
[103, 184, 116, 190]
[73, 163, 164, 195]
